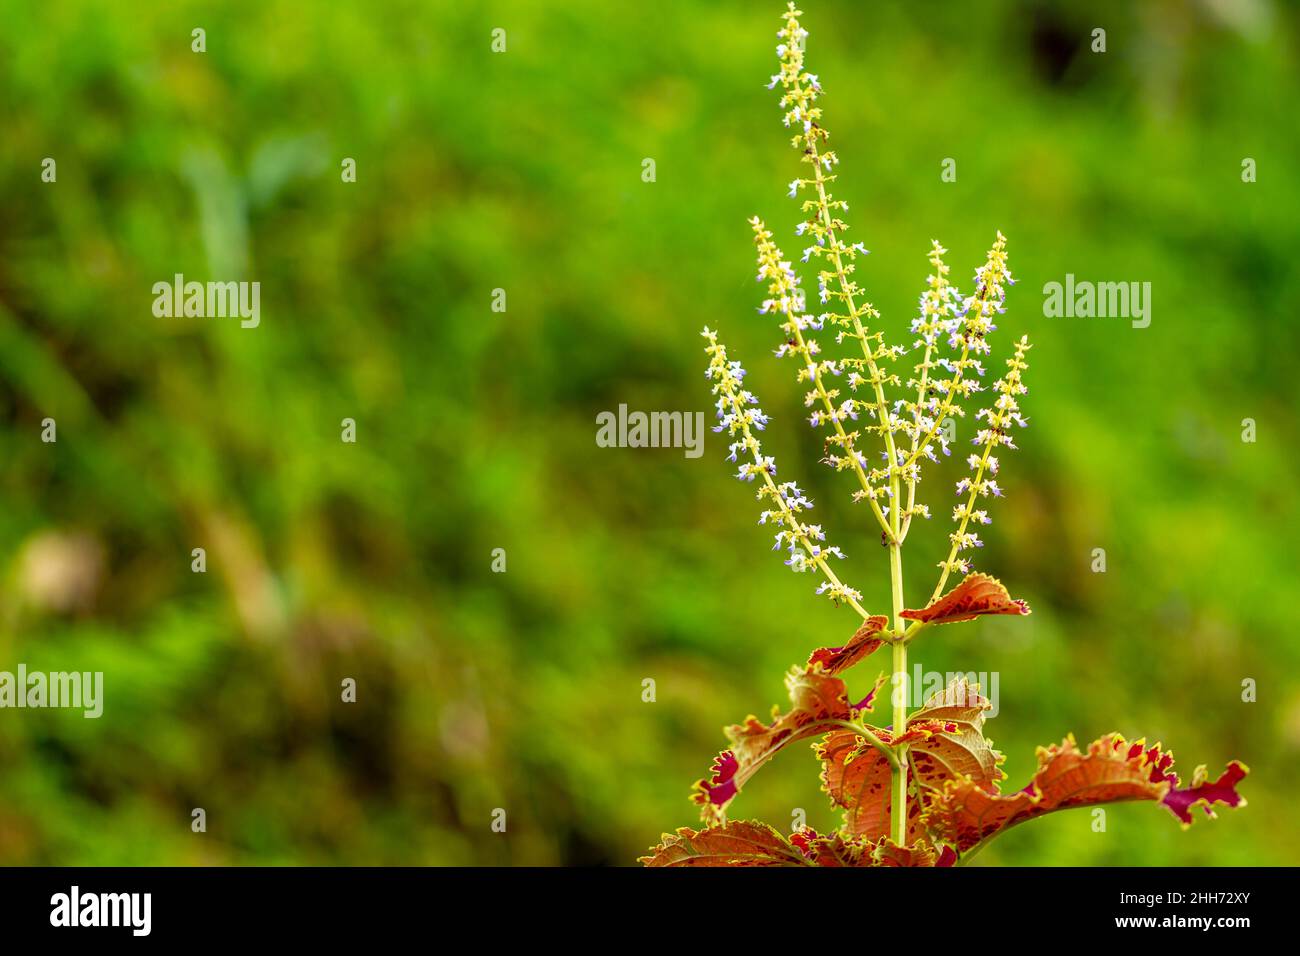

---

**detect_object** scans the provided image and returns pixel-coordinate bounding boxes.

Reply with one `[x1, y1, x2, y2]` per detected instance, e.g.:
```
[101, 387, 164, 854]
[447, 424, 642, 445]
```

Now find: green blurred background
[1, 0, 1296, 865]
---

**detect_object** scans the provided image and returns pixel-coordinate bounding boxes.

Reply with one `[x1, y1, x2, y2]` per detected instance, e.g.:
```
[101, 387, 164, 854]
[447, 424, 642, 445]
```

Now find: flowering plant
[642, 3, 1247, 867]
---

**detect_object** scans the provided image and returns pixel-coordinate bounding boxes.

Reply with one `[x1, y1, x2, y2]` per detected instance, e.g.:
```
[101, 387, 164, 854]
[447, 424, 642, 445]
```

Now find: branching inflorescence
[643, 3, 1247, 868]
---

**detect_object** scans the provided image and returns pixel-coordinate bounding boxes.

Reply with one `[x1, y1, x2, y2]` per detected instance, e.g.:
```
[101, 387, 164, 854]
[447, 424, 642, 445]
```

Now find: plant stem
[897, 336, 935, 545]
[888, 482, 908, 845]
[930, 439, 994, 604]
[710, 342, 872, 620]
[826, 719, 897, 768]
[804, 131, 900, 547]
[752, 461, 871, 620]
[783, 300, 893, 539]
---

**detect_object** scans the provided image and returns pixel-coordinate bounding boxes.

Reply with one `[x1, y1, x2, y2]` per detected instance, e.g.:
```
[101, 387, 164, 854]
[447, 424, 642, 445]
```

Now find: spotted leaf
[818, 679, 1003, 842]
[923, 733, 1249, 855]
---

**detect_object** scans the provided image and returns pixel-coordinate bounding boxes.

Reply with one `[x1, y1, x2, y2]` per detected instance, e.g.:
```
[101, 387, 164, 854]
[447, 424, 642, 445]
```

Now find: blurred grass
[0, 0, 1297, 865]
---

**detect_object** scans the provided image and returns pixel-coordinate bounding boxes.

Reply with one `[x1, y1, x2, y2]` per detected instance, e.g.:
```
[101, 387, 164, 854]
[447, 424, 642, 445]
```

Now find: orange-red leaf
[641, 822, 955, 867]
[640, 821, 809, 867]
[818, 679, 1003, 841]
[923, 733, 1249, 855]
[691, 664, 855, 822]
[901, 572, 1030, 626]
[808, 615, 889, 675]
[817, 728, 899, 842]
[908, 678, 1004, 785]
[869, 838, 944, 868]
[910, 676, 994, 725]
[789, 829, 945, 867]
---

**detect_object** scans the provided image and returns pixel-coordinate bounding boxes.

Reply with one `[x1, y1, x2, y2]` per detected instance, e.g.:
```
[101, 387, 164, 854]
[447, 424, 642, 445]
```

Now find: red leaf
[789, 829, 945, 867]
[808, 615, 889, 675]
[869, 838, 944, 868]
[641, 821, 809, 867]
[1163, 760, 1249, 825]
[901, 572, 1030, 626]
[816, 728, 898, 842]
[691, 665, 855, 822]
[850, 673, 888, 713]
[923, 733, 1249, 855]
[694, 751, 740, 810]
[1106, 735, 1249, 825]
[818, 679, 1003, 842]
[641, 823, 954, 867]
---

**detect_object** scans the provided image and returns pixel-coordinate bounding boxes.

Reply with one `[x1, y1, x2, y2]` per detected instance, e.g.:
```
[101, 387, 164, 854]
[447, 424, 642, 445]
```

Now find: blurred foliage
[0, 0, 1297, 865]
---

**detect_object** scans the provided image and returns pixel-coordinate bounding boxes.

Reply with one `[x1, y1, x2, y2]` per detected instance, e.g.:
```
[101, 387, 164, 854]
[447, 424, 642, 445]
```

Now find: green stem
[826, 719, 898, 768]
[888, 491, 908, 845]
[783, 295, 893, 540]
[929, 439, 994, 604]
[753, 462, 871, 620]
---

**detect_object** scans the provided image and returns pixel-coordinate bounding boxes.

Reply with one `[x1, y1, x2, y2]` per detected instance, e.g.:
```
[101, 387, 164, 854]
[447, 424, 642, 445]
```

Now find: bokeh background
[1, 0, 1297, 865]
